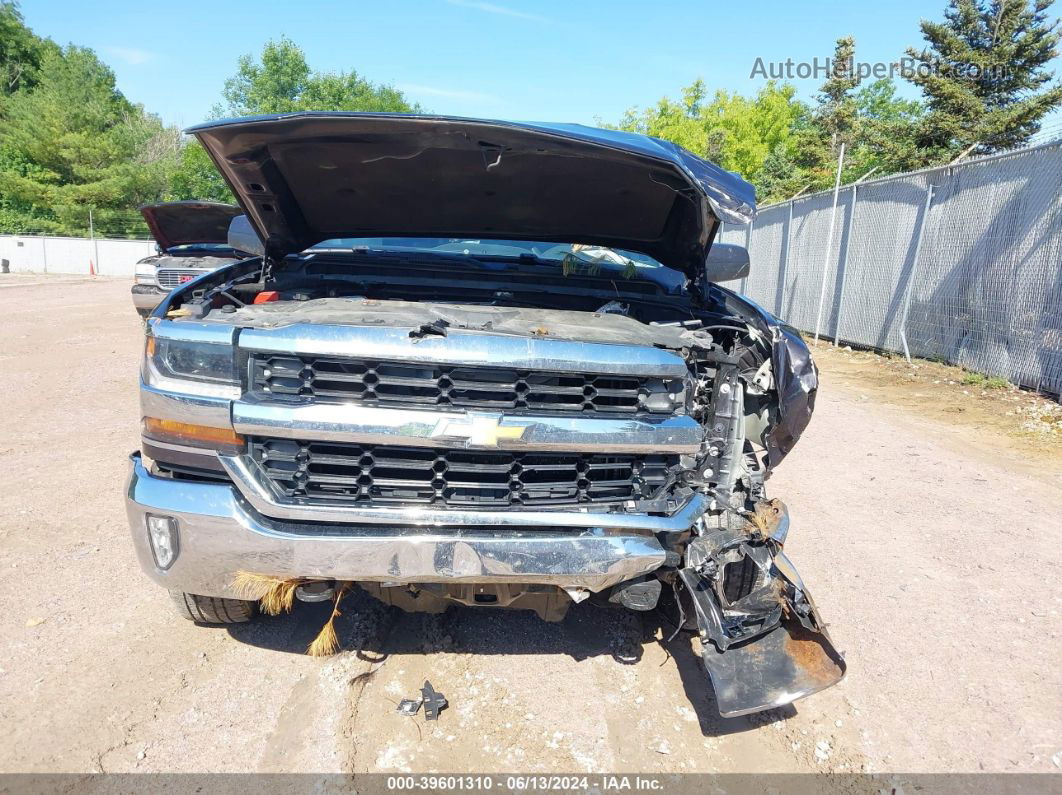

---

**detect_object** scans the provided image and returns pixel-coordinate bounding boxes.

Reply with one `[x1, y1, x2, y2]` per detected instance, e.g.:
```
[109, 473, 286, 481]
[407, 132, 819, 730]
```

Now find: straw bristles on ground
[230, 572, 353, 656]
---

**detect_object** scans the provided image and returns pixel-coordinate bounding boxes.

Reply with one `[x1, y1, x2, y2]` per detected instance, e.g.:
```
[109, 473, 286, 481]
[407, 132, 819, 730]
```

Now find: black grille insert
[250, 355, 680, 414]
[250, 438, 677, 508]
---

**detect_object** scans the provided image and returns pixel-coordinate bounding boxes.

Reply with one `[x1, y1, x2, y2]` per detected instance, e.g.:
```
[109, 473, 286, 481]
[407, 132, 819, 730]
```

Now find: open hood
[139, 201, 243, 251]
[186, 113, 756, 276]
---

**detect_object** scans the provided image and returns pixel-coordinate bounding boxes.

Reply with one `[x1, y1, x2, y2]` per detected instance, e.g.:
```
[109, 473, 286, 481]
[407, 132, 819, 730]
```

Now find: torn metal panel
[699, 615, 846, 718]
[678, 497, 844, 715]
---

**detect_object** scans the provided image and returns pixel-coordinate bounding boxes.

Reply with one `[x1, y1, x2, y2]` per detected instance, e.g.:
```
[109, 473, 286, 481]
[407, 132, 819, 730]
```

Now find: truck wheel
[169, 590, 257, 624]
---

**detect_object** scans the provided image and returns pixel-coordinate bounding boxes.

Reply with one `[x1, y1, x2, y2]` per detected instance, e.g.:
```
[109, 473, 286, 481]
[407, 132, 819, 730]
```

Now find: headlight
[148, 336, 237, 383]
[134, 260, 157, 285]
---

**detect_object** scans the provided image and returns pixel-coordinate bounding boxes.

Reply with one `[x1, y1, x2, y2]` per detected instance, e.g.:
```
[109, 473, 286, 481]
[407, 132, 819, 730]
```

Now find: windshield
[166, 243, 237, 255]
[310, 238, 668, 275]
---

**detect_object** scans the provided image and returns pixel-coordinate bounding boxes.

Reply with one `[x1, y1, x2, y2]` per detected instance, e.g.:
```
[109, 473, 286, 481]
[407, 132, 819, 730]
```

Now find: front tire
[169, 590, 257, 624]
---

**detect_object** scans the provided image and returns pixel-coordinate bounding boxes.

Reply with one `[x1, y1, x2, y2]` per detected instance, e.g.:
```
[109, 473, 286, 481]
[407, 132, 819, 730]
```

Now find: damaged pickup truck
[126, 113, 845, 716]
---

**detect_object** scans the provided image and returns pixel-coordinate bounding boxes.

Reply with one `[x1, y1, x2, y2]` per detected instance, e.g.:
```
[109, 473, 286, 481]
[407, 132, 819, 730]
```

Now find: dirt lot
[1, 277, 1060, 777]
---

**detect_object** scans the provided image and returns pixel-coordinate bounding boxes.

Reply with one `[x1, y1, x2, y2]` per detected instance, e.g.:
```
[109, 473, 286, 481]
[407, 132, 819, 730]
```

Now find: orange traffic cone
[88, 259, 96, 276]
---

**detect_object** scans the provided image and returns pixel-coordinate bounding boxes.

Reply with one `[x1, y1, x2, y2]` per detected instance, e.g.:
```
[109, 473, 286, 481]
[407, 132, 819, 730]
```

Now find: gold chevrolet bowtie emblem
[432, 415, 526, 447]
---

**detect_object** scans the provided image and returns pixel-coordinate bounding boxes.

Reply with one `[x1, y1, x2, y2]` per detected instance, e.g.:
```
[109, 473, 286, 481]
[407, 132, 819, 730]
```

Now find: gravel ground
[0, 277, 1059, 777]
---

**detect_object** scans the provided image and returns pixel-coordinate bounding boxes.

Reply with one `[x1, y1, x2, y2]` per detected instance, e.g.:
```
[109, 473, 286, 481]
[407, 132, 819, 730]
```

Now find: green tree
[789, 37, 872, 192]
[216, 37, 420, 116]
[855, 79, 927, 174]
[0, 45, 178, 234]
[167, 140, 234, 203]
[705, 83, 808, 181]
[791, 42, 929, 192]
[817, 36, 862, 154]
[903, 0, 1062, 162]
[169, 36, 422, 208]
[0, 1, 50, 98]
[616, 80, 807, 202]
[615, 80, 712, 155]
[0, 1, 55, 229]
[856, 78, 924, 123]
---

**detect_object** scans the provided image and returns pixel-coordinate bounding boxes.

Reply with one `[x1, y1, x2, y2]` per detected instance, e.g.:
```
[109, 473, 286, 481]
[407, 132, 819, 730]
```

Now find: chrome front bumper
[131, 285, 165, 315]
[126, 453, 672, 599]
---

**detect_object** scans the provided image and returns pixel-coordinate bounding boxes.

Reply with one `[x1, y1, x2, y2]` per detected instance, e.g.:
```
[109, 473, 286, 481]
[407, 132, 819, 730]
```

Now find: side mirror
[227, 214, 265, 258]
[704, 243, 749, 283]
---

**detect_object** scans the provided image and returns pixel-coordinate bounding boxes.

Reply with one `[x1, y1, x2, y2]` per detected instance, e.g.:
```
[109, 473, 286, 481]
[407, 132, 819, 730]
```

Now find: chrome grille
[250, 355, 682, 414]
[249, 438, 677, 508]
[157, 268, 206, 289]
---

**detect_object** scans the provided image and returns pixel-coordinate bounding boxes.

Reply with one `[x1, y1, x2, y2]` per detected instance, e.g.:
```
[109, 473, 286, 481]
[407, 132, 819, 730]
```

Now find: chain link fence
[721, 139, 1062, 396]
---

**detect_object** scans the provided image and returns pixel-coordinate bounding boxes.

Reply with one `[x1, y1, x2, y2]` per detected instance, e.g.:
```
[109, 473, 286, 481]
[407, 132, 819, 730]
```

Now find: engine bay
[162, 252, 793, 512]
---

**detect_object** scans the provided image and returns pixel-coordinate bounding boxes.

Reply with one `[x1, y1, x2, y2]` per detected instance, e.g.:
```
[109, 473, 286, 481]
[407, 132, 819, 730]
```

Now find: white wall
[0, 235, 157, 277]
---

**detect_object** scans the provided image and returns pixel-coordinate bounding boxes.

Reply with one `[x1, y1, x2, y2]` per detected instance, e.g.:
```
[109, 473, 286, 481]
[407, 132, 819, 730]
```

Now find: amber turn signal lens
[142, 417, 243, 449]
[145, 336, 156, 357]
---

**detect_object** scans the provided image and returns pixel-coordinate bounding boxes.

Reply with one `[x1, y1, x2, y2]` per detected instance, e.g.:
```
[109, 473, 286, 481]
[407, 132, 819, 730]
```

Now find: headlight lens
[134, 261, 157, 285]
[152, 338, 237, 383]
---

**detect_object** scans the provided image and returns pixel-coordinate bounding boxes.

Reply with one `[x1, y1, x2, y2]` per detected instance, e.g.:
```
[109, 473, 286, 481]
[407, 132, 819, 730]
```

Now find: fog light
[146, 515, 179, 570]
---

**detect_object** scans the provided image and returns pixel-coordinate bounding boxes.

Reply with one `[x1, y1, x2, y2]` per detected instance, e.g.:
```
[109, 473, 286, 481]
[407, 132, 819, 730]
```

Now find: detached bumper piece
[679, 510, 846, 717]
[697, 613, 846, 718]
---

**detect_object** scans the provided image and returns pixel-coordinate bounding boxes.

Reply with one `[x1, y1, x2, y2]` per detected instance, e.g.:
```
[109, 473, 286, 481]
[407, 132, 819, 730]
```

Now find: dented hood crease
[186, 113, 756, 276]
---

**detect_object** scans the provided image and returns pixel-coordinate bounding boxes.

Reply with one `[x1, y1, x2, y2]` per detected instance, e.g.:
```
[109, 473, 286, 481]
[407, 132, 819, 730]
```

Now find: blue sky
[21, 0, 1062, 131]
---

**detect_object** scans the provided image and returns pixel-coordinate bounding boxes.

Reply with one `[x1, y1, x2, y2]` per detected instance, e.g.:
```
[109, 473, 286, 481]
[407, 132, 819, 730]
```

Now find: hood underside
[139, 202, 242, 251]
[186, 113, 756, 276]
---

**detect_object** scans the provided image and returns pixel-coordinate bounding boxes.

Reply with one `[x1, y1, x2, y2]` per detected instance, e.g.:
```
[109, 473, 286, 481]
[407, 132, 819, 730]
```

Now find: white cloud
[103, 46, 155, 65]
[398, 83, 501, 103]
[445, 0, 552, 24]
